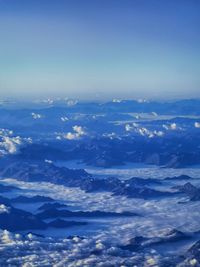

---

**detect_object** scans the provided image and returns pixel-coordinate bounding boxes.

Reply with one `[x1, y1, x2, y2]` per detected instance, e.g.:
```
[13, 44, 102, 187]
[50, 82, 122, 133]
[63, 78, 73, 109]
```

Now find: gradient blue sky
[0, 0, 199, 100]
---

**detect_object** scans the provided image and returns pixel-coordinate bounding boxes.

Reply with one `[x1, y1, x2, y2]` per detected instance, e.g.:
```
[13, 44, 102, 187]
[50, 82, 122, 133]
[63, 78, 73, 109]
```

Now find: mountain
[37, 208, 138, 220]
[0, 205, 46, 231]
[175, 182, 200, 201]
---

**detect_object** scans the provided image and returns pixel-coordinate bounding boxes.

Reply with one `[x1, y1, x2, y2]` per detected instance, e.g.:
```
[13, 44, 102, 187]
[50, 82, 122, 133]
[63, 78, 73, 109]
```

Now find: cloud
[125, 124, 132, 132]
[125, 124, 164, 138]
[0, 228, 164, 266]
[0, 129, 32, 155]
[65, 126, 86, 140]
[194, 122, 200, 128]
[137, 99, 148, 103]
[112, 99, 122, 103]
[102, 132, 120, 140]
[1, 175, 200, 266]
[66, 99, 78, 107]
[154, 130, 164, 137]
[61, 116, 69, 122]
[31, 113, 43, 119]
[44, 159, 53, 164]
[163, 123, 182, 131]
[0, 204, 10, 214]
[170, 123, 177, 130]
[1, 136, 22, 154]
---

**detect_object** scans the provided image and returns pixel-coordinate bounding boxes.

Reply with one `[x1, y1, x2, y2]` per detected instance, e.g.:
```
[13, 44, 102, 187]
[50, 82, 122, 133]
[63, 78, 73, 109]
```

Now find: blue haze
[0, 0, 199, 99]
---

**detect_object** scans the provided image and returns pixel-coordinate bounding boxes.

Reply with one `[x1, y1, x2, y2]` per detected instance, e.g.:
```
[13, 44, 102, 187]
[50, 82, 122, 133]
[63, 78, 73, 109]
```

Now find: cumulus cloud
[170, 123, 177, 130]
[137, 98, 148, 103]
[154, 130, 164, 137]
[135, 114, 141, 119]
[0, 204, 10, 214]
[1, 136, 22, 154]
[44, 159, 53, 164]
[125, 124, 164, 138]
[163, 123, 182, 131]
[1, 175, 200, 266]
[162, 124, 169, 130]
[102, 132, 120, 140]
[112, 99, 122, 103]
[125, 124, 132, 132]
[66, 99, 78, 107]
[65, 126, 86, 140]
[0, 129, 32, 156]
[61, 116, 69, 122]
[38, 98, 54, 105]
[31, 113, 43, 119]
[194, 122, 200, 128]
[0, 228, 171, 267]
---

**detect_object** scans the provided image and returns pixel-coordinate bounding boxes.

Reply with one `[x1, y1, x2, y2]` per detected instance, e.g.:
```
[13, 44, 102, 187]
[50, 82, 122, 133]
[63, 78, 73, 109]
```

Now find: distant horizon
[1, 95, 200, 104]
[0, 91, 200, 102]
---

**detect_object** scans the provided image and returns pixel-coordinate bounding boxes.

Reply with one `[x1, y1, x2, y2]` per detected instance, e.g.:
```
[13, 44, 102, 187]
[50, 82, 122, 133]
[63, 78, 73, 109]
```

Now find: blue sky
[0, 0, 199, 100]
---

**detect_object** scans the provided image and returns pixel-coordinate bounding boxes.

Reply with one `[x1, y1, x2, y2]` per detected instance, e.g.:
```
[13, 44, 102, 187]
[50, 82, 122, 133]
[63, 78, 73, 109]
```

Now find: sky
[0, 0, 199, 100]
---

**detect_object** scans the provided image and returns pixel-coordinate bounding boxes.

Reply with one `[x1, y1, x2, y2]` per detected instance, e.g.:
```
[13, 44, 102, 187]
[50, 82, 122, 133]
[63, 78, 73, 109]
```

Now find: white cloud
[137, 98, 148, 103]
[0, 129, 32, 155]
[194, 122, 200, 128]
[61, 117, 69, 122]
[1, 175, 200, 266]
[37, 98, 54, 105]
[162, 124, 169, 130]
[132, 123, 139, 127]
[66, 99, 78, 107]
[112, 99, 122, 103]
[102, 132, 119, 139]
[31, 113, 43, 119]
[125, 124, 132, 132]
[65, 126, 86, 140]
[0, 204, 10, 214]
[73, 126, 85, 135]
[153, 130, 164, 137]
[170, 123, 177, 130]
[65, 132, 77, 140]
[163, 123, 181, 131]
[45, 159, 53, 164]
[1, 136, 22, 154]
[135, 114, 141, 119]
[125, 123, 164, 138]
